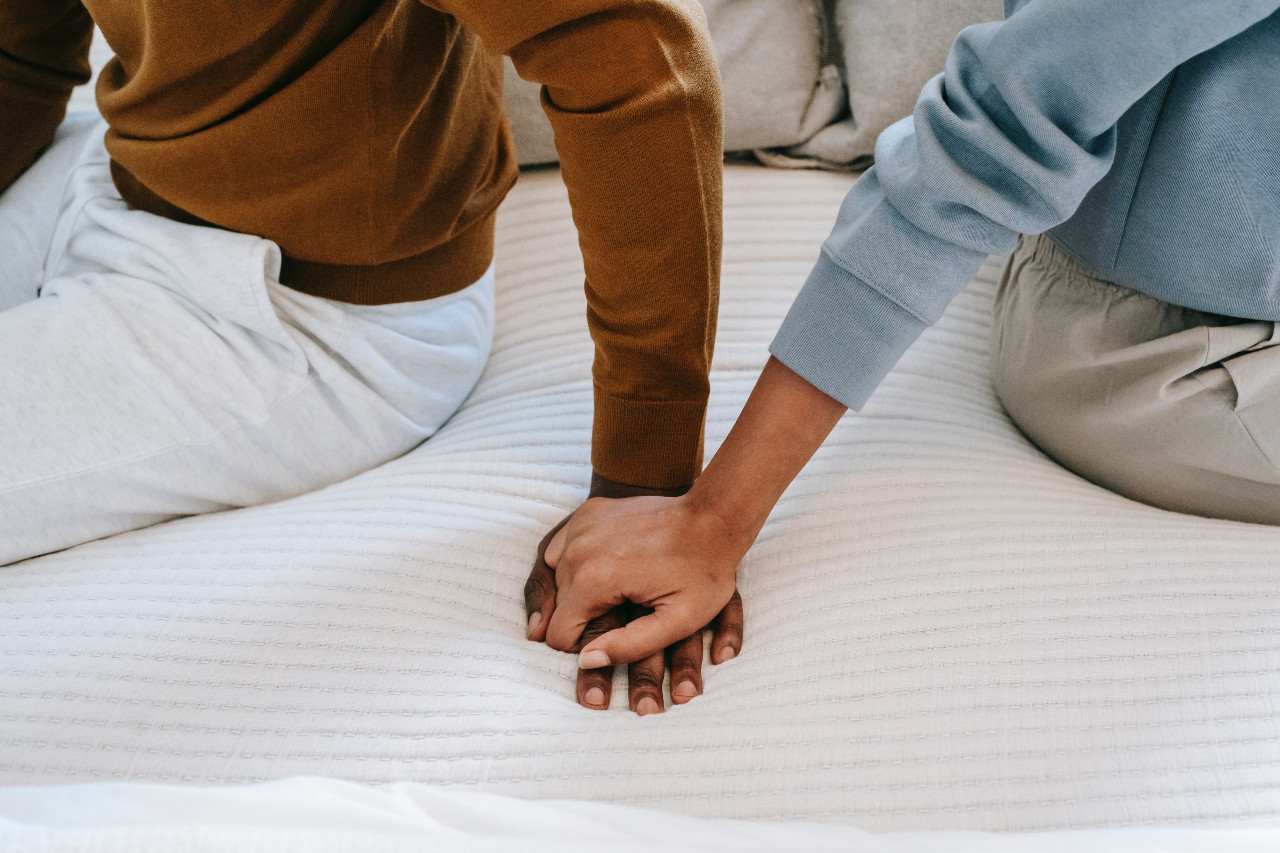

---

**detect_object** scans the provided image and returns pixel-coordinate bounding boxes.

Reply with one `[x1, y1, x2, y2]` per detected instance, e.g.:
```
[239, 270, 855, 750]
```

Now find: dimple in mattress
[2, 166, 1280, 833]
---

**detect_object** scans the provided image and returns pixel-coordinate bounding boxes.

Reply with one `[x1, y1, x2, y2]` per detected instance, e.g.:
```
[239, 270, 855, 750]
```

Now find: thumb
[576, 606, 704, 669]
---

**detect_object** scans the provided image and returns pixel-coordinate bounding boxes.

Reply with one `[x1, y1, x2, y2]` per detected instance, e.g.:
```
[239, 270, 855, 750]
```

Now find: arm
[422, 0, 721, 489]
[540, 0, 1280, 667]
[0, 0, 94, 193]
[419, 0, 724, 710]
[544, 357, 843, 667]
[774, 0, 1280, 411]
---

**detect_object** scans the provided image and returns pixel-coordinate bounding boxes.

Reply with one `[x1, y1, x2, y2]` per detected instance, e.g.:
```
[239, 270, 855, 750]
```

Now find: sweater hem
[111, 158, 496, 305]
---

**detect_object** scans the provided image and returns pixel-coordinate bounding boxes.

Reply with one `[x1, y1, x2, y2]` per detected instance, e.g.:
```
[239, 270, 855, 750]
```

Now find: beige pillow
[502, 0, 844, 165]
[833, 0, 1003, 165]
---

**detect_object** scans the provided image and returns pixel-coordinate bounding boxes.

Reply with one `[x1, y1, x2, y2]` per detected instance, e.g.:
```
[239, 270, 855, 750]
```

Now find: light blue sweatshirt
[771, 0, 1280, 410]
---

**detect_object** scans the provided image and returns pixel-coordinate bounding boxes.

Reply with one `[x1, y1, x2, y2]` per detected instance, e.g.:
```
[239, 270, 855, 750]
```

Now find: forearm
[590, 471, 689, 500]
[424, 0, 722, 489]
[687, 356, 846, 549]
[537, 356, 839, 666]
[517, 1, 721, 489]
[776, 0, 1280, 412]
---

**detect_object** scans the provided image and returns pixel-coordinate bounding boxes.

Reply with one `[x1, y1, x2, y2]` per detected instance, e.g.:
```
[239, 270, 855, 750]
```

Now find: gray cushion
[503, 0, 842, 165]
[832, 0, 1003, 165]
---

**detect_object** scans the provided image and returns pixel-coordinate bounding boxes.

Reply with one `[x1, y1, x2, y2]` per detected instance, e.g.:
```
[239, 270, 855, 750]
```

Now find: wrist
[681, 476, 767, 557]
[588, 471, 691, 500]
[680, 357, 846, 553]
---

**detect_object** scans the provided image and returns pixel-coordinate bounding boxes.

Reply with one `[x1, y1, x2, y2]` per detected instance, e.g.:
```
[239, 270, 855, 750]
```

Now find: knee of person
[995, 376, 1280, 524]
[992, 362, 1139, 496]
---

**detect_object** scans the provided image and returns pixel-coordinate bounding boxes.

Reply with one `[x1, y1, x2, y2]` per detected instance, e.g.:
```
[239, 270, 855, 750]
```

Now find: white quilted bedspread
[4, 166, 1280, 833]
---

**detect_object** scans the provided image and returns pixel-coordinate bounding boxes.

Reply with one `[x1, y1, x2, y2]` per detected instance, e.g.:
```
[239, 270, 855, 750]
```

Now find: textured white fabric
[0, 117, 494, 565]
[3, 778, 1279, 853]
[3, 167, 1280, 832]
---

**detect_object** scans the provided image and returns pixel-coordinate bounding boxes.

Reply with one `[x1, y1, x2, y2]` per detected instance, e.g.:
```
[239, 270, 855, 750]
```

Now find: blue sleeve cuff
[769, 252, 930, 411]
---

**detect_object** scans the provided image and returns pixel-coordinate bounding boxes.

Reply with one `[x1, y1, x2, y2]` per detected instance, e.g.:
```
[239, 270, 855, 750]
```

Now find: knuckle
[719, 616, 743, 637]
[562, 548, 588, 573]
[545, 622, 578, 652]
[720, 593, 745, 627]
[627, 664, 664, 692]
[522, 574, 553, 607]
[671, 647, 702, 672]
[572, 557, 606, 584]
[578, 675, 611, 695]
[671, 659, 702, 681]
[628, 673, 663, 694]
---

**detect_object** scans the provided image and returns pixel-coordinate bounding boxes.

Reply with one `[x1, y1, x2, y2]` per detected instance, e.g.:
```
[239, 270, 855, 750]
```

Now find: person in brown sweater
[0, 0, 742, 712]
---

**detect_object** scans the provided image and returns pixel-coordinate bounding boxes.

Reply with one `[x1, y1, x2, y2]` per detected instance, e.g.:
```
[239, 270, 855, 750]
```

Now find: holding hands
[524, 474, 748, 714]
[525, 357, 848, 714]
[544, 492, 743, 667]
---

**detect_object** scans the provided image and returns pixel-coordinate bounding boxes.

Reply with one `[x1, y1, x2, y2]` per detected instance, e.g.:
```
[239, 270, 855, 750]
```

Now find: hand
[526, 358, 846, 712]
[524, 474, 745, 714]
[542, 489, 748, 675]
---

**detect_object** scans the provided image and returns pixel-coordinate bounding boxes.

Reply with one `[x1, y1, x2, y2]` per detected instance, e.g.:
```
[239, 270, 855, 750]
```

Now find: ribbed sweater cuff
[590, 390, 706, 490]
[769, 252, 929, 411]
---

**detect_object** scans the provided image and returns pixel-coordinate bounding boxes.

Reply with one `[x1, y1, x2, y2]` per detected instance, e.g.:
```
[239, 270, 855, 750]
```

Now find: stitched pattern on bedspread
[2, 167, 1280, 832]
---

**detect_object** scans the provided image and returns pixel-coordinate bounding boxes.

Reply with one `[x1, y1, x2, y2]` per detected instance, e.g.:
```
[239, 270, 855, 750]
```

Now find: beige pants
[992, 233, 1280, 525]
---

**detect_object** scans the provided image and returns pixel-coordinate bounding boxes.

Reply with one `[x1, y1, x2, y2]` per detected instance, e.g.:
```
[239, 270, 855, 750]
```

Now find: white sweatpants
[0, 116, 494, 565]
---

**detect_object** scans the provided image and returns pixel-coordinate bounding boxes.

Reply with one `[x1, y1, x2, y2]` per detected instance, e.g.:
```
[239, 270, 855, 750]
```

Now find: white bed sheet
[3, 166, 1280, 833]
[3, 777, 1279, 852]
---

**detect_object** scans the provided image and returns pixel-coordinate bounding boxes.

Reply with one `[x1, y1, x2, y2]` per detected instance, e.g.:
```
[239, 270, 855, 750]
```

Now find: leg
[0, 124, 493, 566]
[991, 233, 1280, 526]
[0, 112, 101, 312]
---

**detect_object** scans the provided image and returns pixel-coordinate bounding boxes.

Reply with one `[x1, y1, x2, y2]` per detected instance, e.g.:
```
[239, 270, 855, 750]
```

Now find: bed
[5, 1, 1280, 848]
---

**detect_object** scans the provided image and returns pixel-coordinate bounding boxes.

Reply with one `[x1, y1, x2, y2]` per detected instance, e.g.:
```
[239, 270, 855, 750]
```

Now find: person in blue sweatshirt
[519, 0, 1280, 700]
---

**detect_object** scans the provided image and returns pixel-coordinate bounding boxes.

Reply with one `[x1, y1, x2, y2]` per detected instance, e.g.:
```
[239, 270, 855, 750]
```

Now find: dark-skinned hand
[524, 472, 744, 714]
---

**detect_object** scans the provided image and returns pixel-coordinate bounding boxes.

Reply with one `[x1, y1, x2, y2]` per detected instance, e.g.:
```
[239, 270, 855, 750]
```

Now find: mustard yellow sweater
[0, 0, 723, 489]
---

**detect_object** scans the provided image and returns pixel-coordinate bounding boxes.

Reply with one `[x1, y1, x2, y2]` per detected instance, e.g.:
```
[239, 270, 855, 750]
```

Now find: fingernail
[717, 645, 737, 663]
[578, 649, 610, 669]
[526, 612, 543, 640]
[584, 687, 606, 707]
[672, 680, 698, 702]
[636, 696, 662, 716]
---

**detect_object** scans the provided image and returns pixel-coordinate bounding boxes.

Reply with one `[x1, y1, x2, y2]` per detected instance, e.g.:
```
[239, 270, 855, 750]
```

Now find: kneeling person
[527, 0, 1280, 683]
[0, 0, 733, 709]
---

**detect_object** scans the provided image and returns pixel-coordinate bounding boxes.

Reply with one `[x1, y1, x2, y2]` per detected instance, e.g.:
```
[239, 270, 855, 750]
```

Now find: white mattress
[4, 165, 1280, 833]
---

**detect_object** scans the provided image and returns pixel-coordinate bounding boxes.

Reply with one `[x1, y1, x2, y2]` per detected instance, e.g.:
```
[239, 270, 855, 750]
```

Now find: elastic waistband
[1021, 232, 1112, 286]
